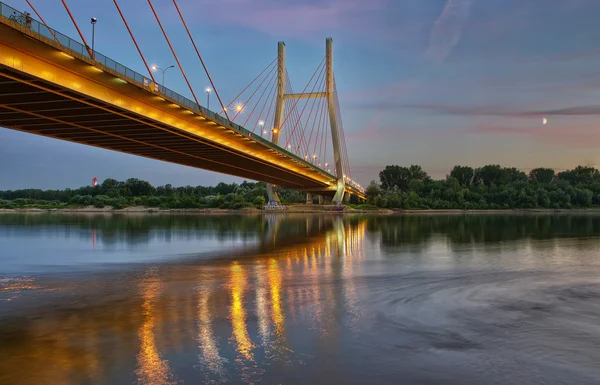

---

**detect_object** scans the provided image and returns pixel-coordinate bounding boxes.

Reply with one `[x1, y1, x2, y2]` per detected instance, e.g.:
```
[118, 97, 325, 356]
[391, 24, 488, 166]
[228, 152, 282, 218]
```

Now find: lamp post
[258, 120, 266, 135]
[151, 65, 175, 87]
[205, 87, 211, 109]
[90, 17, 97, 55]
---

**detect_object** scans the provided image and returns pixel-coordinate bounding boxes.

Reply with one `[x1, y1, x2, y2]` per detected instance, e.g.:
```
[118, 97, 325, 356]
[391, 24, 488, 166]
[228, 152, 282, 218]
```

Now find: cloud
[181, 0, 387, 38]
[404, 103, 600, 118]
[455, 122, 600, 149]
[427, 0, 475, 63]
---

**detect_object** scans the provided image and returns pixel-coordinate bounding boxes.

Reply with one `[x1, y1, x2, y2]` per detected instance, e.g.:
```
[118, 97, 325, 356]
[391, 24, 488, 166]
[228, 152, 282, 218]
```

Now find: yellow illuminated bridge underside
[0, 20, 364, 199]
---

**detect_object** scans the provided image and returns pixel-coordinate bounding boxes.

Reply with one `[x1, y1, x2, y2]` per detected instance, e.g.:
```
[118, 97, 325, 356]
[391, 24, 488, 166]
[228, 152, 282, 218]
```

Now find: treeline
[367, 165, 600, 209]
[0, 179, 306, 210]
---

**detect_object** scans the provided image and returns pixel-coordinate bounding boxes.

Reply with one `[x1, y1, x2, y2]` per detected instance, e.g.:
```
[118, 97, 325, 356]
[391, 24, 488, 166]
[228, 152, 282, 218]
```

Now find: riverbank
[0, 206, 392, 214]
[4, 206, 600, 215]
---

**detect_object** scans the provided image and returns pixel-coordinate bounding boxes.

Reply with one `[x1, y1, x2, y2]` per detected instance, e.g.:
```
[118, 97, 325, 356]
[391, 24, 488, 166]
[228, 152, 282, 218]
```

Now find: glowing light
[258, 120, 265, 126]
[312, 154, 317, 158]
[287, 145, 292, 149]
[304, 155, 308, 159]
[235, 103, 244, 112]
[205, 87, 212, 93]
[543, 117, 548, 125]
[151, 65, 158, 71]
[59, 52, 74, 59]
[90, 66, 103, 73]
[263, 130, 267, 134]
[272, 128, 278, 134]
[325, 163, 328, 167]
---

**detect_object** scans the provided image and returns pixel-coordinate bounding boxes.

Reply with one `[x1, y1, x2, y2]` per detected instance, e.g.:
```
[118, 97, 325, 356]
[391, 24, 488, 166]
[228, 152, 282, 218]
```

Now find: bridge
[0, 1, 365, 203]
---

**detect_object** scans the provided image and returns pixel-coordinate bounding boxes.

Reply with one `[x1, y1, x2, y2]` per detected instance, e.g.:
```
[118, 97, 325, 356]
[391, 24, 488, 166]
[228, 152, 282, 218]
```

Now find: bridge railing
[0, 2, 352, 185]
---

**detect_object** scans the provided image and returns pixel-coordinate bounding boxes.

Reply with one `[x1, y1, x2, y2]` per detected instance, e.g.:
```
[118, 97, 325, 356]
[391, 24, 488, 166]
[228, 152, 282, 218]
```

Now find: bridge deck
[0, 4, 364, 198]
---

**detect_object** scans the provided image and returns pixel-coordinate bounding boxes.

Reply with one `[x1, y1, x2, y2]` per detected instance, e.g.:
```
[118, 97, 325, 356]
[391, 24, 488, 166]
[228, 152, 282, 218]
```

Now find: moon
[543, 118, 548, 125]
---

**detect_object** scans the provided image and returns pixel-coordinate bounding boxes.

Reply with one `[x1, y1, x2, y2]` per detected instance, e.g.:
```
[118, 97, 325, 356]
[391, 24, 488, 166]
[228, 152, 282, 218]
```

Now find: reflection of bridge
[0, 216, 368, 385]
[0, 2, 365, 203]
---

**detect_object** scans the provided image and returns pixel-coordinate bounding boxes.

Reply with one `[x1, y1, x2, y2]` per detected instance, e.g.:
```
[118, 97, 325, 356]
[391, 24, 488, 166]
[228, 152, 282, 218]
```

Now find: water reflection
[197, 281, 226, 384]
[1, 214, 600, 384]
[136, 269, 175, 385]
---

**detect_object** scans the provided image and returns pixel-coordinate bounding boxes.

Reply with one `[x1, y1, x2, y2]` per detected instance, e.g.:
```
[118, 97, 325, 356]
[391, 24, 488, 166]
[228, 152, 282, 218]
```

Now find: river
[1, 213, 599, 384]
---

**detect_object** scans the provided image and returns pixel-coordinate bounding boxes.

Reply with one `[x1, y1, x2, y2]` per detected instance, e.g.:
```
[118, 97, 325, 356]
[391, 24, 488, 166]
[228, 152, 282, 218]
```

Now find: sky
[2, 0, 600, 189]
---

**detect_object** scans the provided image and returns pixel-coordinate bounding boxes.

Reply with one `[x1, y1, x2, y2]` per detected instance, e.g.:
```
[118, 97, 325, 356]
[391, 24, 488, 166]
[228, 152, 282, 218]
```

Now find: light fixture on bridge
[287, 145, 292, 149]
[59, 52, 75, 59]
[304, 155, 308, 160]
[235, 102, 244, 112]
[325, 163, 328, 167]
[312, 154, 317, 158]
[328, 169, 331, 172]
[272, 128, 278, 134]
[205, 88, 211, 109]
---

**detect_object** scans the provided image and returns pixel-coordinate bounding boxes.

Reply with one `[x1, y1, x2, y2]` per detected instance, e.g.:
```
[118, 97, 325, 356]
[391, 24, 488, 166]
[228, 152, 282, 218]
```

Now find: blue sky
[2, 0, 600, 189]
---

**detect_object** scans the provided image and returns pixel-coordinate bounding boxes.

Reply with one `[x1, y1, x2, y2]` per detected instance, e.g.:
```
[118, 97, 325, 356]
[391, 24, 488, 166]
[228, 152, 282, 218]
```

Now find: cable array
[22, 0, 363, 192]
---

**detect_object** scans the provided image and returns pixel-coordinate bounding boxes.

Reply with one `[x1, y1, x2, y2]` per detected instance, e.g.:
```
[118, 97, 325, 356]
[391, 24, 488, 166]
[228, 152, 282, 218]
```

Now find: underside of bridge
[0, 17, 364, 199]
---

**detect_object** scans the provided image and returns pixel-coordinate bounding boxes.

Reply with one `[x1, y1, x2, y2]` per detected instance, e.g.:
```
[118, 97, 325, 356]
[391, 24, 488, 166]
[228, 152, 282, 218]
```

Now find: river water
[1, 213, 600, 384]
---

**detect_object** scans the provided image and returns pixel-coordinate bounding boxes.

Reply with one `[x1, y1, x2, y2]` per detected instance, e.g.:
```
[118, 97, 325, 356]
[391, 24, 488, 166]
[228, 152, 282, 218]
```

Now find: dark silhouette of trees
[369, 164, 600, 210]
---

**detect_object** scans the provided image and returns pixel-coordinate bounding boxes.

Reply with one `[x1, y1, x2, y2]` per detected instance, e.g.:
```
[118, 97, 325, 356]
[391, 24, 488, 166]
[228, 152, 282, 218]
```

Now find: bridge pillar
[326, 38, 345, 205]
[266, 41, 286, 205]
[318, 195, 324, 205]
[306, 193, 313, 204]
[344, 193, 351, 203]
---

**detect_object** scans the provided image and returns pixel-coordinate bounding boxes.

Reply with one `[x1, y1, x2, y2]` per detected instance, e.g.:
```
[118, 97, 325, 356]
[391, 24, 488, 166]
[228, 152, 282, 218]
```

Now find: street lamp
[90, 18, 97, 55]
[258, 120, 266, 134]
[151, 64, 175, 87]
[205, 88, 211, 109]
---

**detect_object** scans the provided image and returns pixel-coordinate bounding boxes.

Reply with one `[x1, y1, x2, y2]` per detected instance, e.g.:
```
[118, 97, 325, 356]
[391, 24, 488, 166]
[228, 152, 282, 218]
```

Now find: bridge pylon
[266, 38, 346, 205]
[266, 41, 286, 205]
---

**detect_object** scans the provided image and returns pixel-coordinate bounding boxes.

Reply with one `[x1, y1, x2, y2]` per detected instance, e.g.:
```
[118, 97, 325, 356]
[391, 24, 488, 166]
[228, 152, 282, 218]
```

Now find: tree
[529, 168, 555, 184]
[449, 165, 474, 186]
[379, 165, 430, 191]
[557, 166, 600, 185]
[365, 180, 381, 204]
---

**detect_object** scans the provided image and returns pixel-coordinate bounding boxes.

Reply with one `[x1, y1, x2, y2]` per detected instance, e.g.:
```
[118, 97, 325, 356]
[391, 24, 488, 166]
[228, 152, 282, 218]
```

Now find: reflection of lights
[136, 272, 175, 385]
[255, 265, 271, 350]
[229, 263, 254, 361]
[269, 259, 285, 335]
[197, 285, 226, 381]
